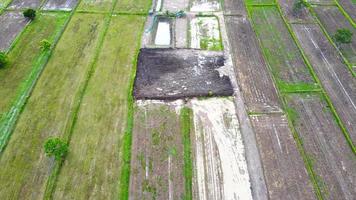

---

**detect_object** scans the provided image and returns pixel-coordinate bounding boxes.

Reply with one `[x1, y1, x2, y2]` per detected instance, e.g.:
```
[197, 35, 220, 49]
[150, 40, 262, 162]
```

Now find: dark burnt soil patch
[134, 48, 234, 100]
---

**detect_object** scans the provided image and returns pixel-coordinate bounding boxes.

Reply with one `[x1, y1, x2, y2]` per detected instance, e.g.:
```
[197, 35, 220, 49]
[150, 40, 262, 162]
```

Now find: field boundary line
[0, 12, 70, 153]
[276, 0, 356, 155]
[248, 3, 276, 6]
[306, 2, 356, 77]
[0, 0, 13, 14]
[247, 5, 324, 199]
[333, 0, 356, 28]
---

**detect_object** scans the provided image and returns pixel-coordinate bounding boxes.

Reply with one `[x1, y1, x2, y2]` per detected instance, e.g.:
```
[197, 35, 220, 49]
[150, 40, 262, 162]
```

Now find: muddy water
[191, 98, 253, 200]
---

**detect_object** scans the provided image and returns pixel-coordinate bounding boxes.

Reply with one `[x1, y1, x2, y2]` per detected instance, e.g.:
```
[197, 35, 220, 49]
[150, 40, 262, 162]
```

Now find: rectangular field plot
[225, 16, 281, 113]
[190, 0, 220, 12]
[292, 23, 356, 145]
[314, 6, 356, 64]
[42, 0, 78, 11]
[250, 7, 316, 89]
[129, 101, 186, 199]
[250, 114, 316, 199]
[286, 93, 356, 199]
[278, 0, 314, 22]
[52, 15, 145, 199]
[338, 0, 356, 23]
[8, 0, 41, 9]
[191, 98, 253, 200]
[223, 0, 246, 15]
[0, 11, 28, 51]
[190, 16, 223, 50]
[115, 0, 151, 13]
[0, 13, 105, 199]
[162, 0, 188, 12]
[78, 0, 114, 12]
[0, 13, 68, 146]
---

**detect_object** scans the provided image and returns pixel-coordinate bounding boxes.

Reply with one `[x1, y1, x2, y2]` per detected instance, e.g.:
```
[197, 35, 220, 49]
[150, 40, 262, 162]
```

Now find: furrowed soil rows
[8, 0, 41, 9]
[314, 6, 356, 64]
[250, 114, 316, 199]
[129, 101, 186, 199]
[250, 7, 316, 88]
[223, 0, 247, 15]
[286, 93, 356, 199]
[292, 23, 356, 145]
[338, 0, 356, 23]
[52, 15, 145, 199]
[277, 0, 314, 22]
[225, 16, 281, 113]
[191, 98, 253, 200]
[42, 0, 78, 11]
[78, 0, 114, 12]
[0, 11, 28, 51]
[0, 13, 105, 199]
[115, 0, 151, 13]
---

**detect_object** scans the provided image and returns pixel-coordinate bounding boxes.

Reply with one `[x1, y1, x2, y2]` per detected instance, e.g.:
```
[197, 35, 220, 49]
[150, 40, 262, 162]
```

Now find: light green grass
[78, 0, 114, 12]
[0, 13, 105, 199]
[51, 15, 145, 199]
[245, 0, 274, 5]
[0, 13, 68, 151]
[250, 7, 315, 87]
[115, 0, 151, 13]
[0, 0, 11, 10]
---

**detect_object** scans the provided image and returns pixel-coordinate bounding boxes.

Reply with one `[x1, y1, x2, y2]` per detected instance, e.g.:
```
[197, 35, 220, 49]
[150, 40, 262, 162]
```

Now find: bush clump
[23, 9, 36, 20]
[44, 137, 68, 161]
[0, 52, 8, 68]
[334, 28, 353, 44]
[40, 39, 51, 51]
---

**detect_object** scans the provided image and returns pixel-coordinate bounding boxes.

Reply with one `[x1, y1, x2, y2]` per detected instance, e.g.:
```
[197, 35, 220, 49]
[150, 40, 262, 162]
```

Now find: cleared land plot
[250, 114, 316, 199]
[338, 0, 356, 23]
[278, 0, 314, 22]
[191, 98, 253, 200]
[115, 0, 151, 13]
[223, 0, 246, 15]
[307, 0, 334, 4]
[286, 93, 356, 199]
[292, 23, 356, 144]
[0, 12, 68, 145]
[130, 101, 186, 199]
[225, 16, 281, 113]
[314, 6, 356, 64]
[77, 0, 113, 12]
[162, 0, 188, 12]
[8, 0, 41, 9]
[175, 18, 187, 48]
[134, 48, 233, 100]
[42, 0, 78, 11]
[0, 11, 28, 51]
[190, 16, 222, 50]
[0, 13, 105, 199]
[53, 15, 145, 199]
[190, 0, 220, 12]
[250, 7, 316, 89]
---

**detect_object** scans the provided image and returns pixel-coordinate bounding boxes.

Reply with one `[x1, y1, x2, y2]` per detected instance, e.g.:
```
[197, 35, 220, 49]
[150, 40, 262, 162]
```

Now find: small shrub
[23, 9, 36, 20]
[0, 52, 8, 68]
[44, 137, 68, 161]
[334, 29, 353, 44]
[40, 39, 51, 51]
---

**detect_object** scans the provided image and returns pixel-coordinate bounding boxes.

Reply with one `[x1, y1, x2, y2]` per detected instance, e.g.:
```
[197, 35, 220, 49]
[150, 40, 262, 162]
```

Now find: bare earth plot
[130, 101, 186, 199]
[250, 114, 316, 199]
[250, 7, 316, 90]
[8, 0, 41, 9]
[162, 0, 188, 12]
[286, 93, 356, 200]
[190, 16, 222, 50]
[225, 16, 281, 113]
[277, 0, 314, 22]
[0, 13, 105, 199]
[53, 15, 145, 199]
[115, 0, 151, 13]
[338, 0, 356, 23]
[191, 98, 253, 200]
[292, 23, 356, 144]
[190, 0, 220, 12]
[314, 6, 356, 64]
[0, 11, 28, 51]
[77, 0, 114, 12]
[307, 0, 334, 4]
[223, 0, 246, 15]
[42, 0, 78, 11]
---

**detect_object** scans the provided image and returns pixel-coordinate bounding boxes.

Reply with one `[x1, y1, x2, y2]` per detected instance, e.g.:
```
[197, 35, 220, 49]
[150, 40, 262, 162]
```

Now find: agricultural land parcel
[0, 13, 105, 199]
[43, 0, 78, 11]
[8, 0, 41, 9]
[0, 11, 28, 51]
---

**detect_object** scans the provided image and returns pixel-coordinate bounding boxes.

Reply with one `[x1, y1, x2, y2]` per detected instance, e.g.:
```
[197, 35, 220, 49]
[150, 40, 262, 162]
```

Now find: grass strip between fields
[180, 107, 193, 200]
[246, 4, 324, 199]
[333, 0, 356, 28]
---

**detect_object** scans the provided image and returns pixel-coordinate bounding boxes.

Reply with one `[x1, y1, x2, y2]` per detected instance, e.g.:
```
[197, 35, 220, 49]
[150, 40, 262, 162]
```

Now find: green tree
[40, 39, 51, 51]
[23, 9, 36, 20]
[0, 52, 8, 68]
[334, 29, 353, 44]
[292, 0, 306, 15]
[44, 137, 68, 161]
